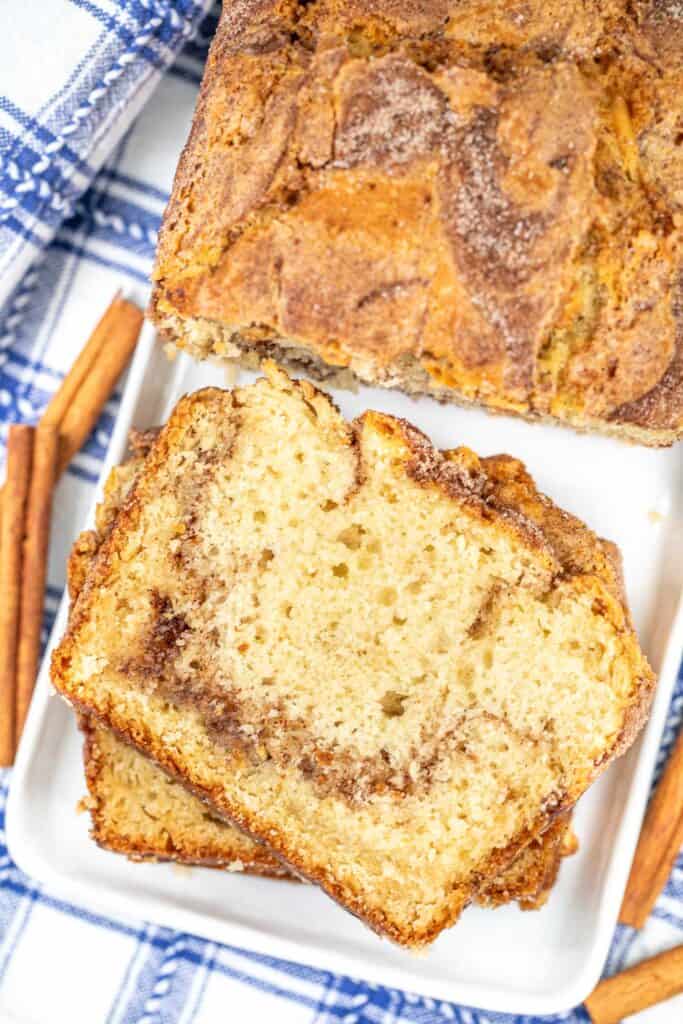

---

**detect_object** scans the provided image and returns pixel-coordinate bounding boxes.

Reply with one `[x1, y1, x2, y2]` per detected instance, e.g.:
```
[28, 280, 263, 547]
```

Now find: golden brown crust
[53, 368, 654, 946]
[150, 0, 683, 446]
[67, 531, 99, 604]
[477, 813, 576, 911]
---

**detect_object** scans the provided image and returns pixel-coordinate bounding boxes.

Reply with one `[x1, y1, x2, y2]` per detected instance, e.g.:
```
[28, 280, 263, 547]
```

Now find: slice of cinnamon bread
[73, 429, 575, 905]
[53, 363, 653, 947]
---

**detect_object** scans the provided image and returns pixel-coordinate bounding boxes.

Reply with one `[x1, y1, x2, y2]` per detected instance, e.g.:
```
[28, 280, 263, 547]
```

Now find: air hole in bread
[337, 524, 364, 549]
[258, 548, 274, 569]
[381, 691, 407, 717]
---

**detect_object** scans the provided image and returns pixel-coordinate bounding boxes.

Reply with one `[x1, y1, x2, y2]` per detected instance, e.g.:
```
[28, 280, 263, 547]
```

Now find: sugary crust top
[152, 0, 683, 439]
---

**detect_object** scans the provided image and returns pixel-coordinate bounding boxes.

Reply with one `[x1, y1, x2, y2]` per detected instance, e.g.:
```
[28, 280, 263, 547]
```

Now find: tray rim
[7, 322, 683, 1015]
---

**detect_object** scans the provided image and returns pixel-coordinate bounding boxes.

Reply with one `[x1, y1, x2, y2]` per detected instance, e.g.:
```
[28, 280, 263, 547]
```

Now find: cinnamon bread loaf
[53, 363, 654, 947]
[150, 0, 683, 447]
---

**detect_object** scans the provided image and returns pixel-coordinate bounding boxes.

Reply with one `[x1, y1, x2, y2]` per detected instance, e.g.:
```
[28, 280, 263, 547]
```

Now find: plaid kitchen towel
[0, 0, 212, 311]
[0, 4, 682, 1022]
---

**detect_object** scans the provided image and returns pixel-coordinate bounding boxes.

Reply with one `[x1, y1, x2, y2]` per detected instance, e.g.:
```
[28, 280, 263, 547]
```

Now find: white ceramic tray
[7, 324, 683, 1016]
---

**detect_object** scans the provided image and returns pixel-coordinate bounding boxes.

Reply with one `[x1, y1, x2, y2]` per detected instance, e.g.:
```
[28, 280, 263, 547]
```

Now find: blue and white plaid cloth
[0, 4, 681, 1022]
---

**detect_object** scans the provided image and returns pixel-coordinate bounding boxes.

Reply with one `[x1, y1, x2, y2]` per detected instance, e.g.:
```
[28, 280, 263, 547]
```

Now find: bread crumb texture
[150, 0, 683, 446]
[74, 437, 576, 907]
[82, 719, 574, 903]
[53, 365, 654, 946]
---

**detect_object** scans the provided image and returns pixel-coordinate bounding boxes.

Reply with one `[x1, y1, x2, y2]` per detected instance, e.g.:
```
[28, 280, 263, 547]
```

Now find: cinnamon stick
[56, 298, 143, 476]
[619, 728, 683, 928]
[0, 295, 142, 758]
[0, 426, 34, 765]
[15, 424, 58, 745]
[0, 294, 142, 524]
[41, 292, 127, 429]
[585, 945, 683, 1024]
